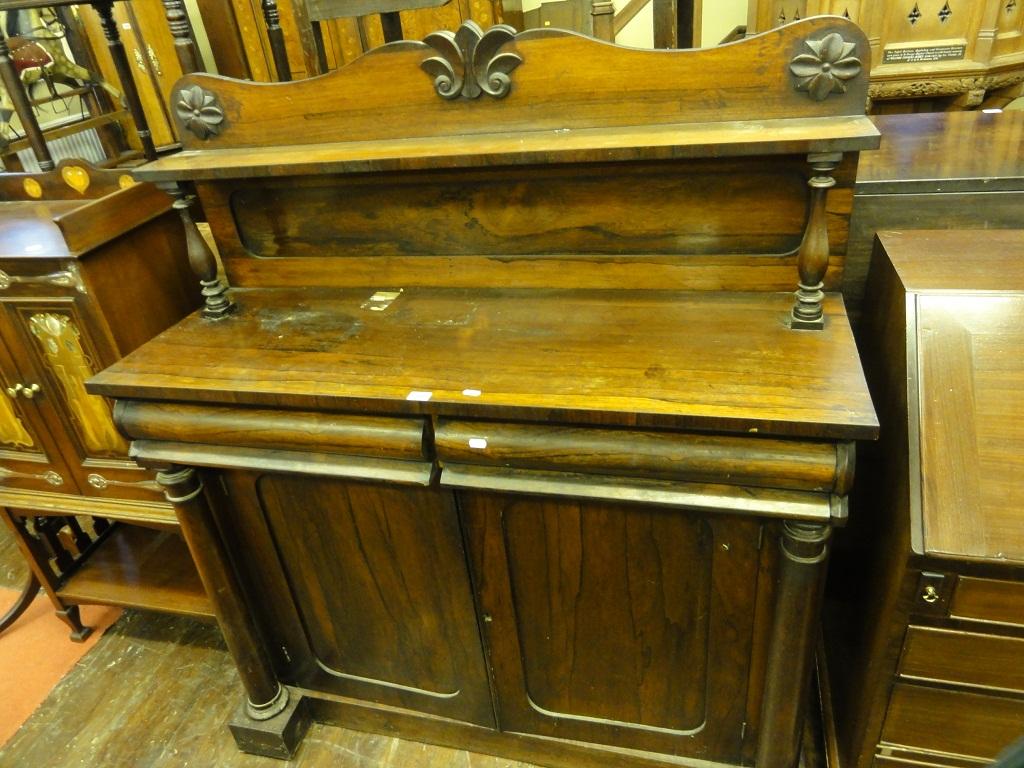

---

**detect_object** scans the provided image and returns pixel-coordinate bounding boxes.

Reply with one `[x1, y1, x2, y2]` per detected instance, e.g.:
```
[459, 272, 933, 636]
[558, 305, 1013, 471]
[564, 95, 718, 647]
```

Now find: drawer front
[951, 577, 1024, 627]
[881, 684, 1024, 760]
[900, 626, 1024, 693]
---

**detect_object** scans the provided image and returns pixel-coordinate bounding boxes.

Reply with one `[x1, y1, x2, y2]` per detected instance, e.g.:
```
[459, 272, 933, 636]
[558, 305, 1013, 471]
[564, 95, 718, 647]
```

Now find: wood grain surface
[88, 287, 877, 439]
[155, 18, 875, 154]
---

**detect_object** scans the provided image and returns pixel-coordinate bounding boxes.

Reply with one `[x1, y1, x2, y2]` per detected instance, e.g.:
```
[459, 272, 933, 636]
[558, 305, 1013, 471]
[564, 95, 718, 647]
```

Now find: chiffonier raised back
[91, 17, 880, 768]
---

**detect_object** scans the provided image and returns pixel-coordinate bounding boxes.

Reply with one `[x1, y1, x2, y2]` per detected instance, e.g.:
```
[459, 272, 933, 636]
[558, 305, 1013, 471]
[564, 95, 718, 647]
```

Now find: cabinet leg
[55, 604, 93, 642]
[155, 465, 305, 753]
[756, 521, 831, 768]
[0, 508, 94, 642]
[0, 573, 40, 634]
[229, 686, 309, 759]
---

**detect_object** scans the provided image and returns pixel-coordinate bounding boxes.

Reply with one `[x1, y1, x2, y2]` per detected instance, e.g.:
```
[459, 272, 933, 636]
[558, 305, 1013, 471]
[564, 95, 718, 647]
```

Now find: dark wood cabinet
[0, 161, 209, 637]
[825, 229, 1024, 768]
[88, 17, 881, 768]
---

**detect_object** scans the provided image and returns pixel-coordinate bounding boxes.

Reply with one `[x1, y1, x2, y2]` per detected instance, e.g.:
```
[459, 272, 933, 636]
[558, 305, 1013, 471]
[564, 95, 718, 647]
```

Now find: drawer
[951, 577, 1024, 627]
[900, 626, 1024, 694]
[434, 419, 849, 491]
[881, 684, 1024, 761]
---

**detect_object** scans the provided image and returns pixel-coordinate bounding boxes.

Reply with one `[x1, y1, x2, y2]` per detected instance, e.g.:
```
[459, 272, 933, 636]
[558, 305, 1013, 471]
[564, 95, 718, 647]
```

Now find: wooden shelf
[58, 525, 213, 618]
[134, 115, 880, 182]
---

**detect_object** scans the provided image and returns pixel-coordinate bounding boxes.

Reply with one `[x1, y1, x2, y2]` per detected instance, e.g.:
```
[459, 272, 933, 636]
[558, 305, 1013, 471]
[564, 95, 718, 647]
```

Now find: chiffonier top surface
[877, 230, 1024, 565]
[90, 287, 878, 440]
[858, 110, 1024, 192]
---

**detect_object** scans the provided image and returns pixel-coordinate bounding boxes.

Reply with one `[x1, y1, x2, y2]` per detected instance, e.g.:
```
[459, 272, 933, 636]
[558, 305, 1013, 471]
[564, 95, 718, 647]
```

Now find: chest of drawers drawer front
[951, 577, 1024, 627]
[881, 684, 1024, 760]
[900, 626, 1024, 694]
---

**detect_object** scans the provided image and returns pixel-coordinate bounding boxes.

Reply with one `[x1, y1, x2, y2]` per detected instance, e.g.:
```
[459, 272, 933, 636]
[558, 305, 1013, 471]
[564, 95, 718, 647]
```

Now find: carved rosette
[790, 33, 862, 101]
[420, 21, 522, 100]
[176, 85, 225, 139]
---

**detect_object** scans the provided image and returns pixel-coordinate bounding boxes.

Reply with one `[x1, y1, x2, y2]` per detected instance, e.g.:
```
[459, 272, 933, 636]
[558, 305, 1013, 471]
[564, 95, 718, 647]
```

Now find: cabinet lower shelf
[57, 525, 213, 619]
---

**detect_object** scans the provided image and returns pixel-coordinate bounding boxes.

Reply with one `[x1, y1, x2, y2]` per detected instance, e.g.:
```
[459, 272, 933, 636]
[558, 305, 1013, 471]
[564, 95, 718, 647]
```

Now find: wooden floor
[0, 523, 537, 767]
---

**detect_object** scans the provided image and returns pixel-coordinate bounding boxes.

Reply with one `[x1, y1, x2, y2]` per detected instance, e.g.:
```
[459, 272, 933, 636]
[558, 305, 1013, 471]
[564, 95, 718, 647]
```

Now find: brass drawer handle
[922, 585, 940, 604]
[6, 383, 41, 399]
[0, 465, 63, 486]
[87, 473, 161, 493]
[0, 265, 87, 294]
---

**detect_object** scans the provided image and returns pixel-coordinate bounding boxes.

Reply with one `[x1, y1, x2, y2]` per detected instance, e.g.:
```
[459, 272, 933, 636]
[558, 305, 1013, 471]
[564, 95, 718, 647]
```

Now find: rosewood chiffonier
[0, 160, 210, 638]
[88, 17, 879, 768]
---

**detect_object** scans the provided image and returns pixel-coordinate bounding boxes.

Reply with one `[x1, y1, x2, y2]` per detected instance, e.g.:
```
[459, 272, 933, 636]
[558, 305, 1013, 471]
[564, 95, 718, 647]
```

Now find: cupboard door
[461, 491, 765, 761]
[0, 296, 160, 501]
[253, 474, 494, 727]
[0, 329, 77, 493]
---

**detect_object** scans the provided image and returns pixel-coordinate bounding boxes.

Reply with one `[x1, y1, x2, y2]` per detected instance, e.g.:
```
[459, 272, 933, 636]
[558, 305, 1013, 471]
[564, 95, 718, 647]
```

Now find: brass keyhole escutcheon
[922, 585, 940, 604]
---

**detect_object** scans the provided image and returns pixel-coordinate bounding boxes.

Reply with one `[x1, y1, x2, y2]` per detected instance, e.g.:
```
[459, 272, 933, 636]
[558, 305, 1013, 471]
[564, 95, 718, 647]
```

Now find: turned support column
[261, 0, 293, 81]
[161, 0, 204, 74]
[174, 195, 234, 318]
[791, 152, 840, 330]
[0, 31, 54, 170]
[156, 466, 287, 720]
[93, 0, 157, 161]
[756, 520, 831, 768]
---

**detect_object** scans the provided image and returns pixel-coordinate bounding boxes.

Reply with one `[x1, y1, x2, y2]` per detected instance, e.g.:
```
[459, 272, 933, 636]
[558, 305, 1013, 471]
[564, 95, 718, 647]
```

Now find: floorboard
[0, 517, 539, 768]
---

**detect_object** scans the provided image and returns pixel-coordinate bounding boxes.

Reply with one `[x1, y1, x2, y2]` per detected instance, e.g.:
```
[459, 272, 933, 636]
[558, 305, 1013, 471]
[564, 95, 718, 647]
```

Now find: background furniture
[825, 229, 1024, 768]
[748, 1, 1024, 111]
[842, 109, 1024, 322]
[91, 16, 878, 768]
[0, 159, 209, 639]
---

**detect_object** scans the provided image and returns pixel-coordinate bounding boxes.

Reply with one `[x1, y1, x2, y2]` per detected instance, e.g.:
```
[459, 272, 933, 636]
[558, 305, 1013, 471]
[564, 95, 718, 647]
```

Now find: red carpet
[0, 587, 121, 747]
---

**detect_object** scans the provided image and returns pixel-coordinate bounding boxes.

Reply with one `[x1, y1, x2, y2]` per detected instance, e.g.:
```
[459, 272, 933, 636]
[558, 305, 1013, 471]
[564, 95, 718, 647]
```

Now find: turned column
[174, 195, 234, 318]
[161, 0, 204, 74]
[791, 152, 840, 330]
[0, 31, 54, 170]
[93, 0, 157, 161]
[756, 520, 831, 768]
[156, 466, 288, 720]
[261, 0, 293, 81]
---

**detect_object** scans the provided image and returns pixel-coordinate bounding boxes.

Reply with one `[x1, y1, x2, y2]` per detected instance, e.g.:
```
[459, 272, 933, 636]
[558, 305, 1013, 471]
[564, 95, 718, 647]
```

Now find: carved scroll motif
[420, 21, 522, 100]
[28, 313, 128, 455]
[790, 32, 862, 101]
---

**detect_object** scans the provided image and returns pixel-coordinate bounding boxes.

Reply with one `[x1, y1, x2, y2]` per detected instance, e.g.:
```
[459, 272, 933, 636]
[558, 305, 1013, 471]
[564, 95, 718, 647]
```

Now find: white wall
[700, 0, 748, 47]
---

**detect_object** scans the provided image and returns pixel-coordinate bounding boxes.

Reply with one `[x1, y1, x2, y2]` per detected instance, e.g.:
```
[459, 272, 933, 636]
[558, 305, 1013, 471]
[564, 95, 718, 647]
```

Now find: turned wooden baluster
[174, 195, 234, 318]
[791, 152, 841, 330]
[93, 0, 157, 161]
[262, 0, 293, 81]
[161, 0, 204, 74]
[0, 30, 54, 170]
[156, 466, 288, 720]
[757, 521, 831, 768]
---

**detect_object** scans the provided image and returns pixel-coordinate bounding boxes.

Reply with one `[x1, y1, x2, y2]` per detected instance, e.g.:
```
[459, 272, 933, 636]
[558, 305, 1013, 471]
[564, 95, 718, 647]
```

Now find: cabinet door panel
[0, 328, 75, 492]
[255, 474, 494, 727]
[0, 297, 160, 500]
[461, 491, 764, 760]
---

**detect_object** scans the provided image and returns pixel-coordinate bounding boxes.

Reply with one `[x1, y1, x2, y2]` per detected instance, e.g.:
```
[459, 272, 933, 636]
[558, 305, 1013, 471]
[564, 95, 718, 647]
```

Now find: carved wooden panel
[254, 474, 495, 726]
[461, 491, 770, 759]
